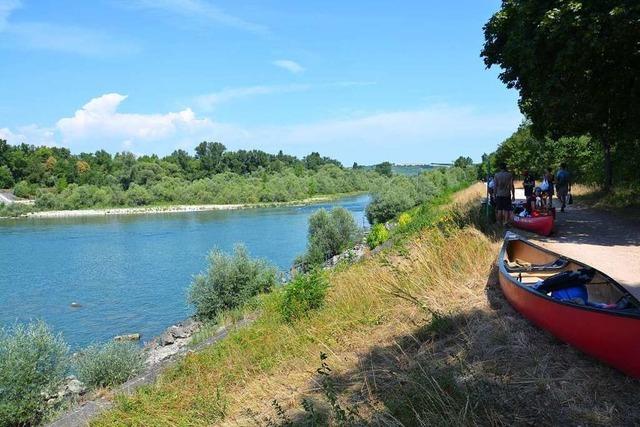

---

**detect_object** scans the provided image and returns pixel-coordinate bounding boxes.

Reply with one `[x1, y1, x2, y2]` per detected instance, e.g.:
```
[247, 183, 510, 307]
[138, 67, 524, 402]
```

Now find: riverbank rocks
[145, 318, 202, 365]
[114, 333, 141, 342]
[324, 243, 367, 268]
[45, 376, 86, 406]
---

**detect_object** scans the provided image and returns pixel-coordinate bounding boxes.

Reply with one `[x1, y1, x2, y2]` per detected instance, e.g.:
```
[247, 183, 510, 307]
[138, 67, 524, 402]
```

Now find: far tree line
[0, 140, 344, 191]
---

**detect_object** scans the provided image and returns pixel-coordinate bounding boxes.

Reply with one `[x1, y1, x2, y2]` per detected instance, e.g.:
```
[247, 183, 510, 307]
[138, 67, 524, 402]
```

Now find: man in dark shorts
[493, 162, 515, 226]
[556, 163, 571, 212]
[522, 170, 535, 198]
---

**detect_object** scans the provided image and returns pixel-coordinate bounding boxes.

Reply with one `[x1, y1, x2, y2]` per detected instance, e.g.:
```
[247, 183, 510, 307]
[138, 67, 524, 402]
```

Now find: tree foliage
[374, 161, 393, 177]
[486, 123, 640, 185]
[366, 166, 475, 224]
[482, 0, 640, 187]
[0, 140, 388, 210]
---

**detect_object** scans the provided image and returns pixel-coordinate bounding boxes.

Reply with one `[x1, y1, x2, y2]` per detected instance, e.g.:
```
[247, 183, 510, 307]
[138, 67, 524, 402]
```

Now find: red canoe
[498, 233, 640, 377]
[511, 213, 554, 236]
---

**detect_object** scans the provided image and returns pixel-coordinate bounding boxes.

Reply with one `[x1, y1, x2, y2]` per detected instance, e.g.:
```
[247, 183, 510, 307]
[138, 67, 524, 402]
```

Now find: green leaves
[482, 1, 640, 186]
[0, 321, 69, 426]
[301, 207, 360, 267]
[188, 244, 278, 320]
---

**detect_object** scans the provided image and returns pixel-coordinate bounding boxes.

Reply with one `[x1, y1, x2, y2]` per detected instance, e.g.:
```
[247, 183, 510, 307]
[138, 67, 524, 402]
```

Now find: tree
[374, 161, 393, 177]
[482, 1, 640, 188]
[453, 156, 473, 168]
[195, 141, 226, 174]
[0, 165, 14, 188]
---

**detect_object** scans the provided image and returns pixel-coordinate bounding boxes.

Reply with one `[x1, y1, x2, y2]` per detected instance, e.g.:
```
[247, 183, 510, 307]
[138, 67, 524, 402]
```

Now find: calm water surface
[0, 195, 369, 348]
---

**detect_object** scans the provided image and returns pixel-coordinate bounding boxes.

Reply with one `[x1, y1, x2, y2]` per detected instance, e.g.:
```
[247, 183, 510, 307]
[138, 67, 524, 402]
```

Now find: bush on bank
[0, 320, 155, 425]
[366, 223, 390, 249]
[0, 321, 68, 426]
[75, 342, 144, 389]
[280, 270, 329, 322]
[188, 244, 279, 320]
[297, 207, 360, 268]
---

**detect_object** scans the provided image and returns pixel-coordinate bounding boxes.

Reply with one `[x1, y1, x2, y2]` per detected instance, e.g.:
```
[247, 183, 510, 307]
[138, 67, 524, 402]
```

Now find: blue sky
[0, 0, 522, 164]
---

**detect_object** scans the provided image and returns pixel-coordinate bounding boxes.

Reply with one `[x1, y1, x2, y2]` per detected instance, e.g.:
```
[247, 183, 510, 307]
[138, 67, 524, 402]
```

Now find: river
[0, 195, 370, 348]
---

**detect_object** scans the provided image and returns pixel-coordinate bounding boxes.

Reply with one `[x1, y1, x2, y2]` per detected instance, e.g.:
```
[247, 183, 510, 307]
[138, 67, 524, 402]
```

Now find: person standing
[522, 170, 535, 198]
[494, 162, 515, 226]
[556, 163, 572, 212]
[487, 175, 495, 206]
[543, 167, 555, 208]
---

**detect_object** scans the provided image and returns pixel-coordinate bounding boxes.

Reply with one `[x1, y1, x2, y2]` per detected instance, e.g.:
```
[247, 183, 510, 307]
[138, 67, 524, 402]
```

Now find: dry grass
[93, 187, 640, 426]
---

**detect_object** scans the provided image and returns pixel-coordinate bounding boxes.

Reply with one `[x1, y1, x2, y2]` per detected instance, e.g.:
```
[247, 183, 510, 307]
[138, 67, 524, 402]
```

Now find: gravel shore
[20, 196, 338, 219]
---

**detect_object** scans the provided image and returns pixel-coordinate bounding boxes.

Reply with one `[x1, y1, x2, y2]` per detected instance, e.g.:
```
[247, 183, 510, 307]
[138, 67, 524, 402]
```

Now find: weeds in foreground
[257, 353, 361, 426]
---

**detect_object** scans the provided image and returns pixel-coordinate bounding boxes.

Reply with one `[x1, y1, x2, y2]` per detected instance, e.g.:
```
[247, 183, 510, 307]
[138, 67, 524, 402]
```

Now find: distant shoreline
[10, 193, 365, 219]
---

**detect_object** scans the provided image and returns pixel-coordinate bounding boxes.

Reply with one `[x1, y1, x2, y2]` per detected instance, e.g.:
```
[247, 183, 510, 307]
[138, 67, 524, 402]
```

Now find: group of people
[488, 162, 572, 226]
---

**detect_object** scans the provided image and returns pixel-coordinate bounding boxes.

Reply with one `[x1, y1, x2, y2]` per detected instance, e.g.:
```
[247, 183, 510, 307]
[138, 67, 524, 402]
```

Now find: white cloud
[193, 81, 374, 111]
[2, 94, 521, 164]
[129, 0, 267, 34]
[206, 105, 522, 163]
[273, 59, 304, 74]
[56, 93, 217, 152]
[0, 124, 55, 146]
[194, 84, 311, 111]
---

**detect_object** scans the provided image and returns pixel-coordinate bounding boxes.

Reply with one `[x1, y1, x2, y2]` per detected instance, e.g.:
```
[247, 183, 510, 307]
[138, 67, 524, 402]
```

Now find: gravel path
[514, 189, 640, 299]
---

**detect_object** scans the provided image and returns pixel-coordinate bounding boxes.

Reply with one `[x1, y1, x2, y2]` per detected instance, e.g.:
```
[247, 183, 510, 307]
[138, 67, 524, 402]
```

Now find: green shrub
[74, 342, 144, 389]
[300, 207, 360, 267]
[125, 183, 152, 206]
[366, 186, 416, 224]
[280, 270, 329, 322]
[366, 223, 390, 249]
[0, 165, 14, 188]
[13, 180, 35, 198]
[598, 185, 640, 209]
[0, 202, 34, 217]
[398, 212, 412, 227]
[0, 321, 69, 426]
[188, 244, 278, 320]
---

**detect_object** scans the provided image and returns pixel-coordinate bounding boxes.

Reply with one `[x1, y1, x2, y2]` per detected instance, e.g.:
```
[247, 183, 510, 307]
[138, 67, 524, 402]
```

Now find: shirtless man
[493, 162, 516, 226]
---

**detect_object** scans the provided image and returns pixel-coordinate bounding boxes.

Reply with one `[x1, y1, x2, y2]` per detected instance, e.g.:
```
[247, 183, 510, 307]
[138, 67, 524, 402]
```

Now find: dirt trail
[514, 189, 640, 299]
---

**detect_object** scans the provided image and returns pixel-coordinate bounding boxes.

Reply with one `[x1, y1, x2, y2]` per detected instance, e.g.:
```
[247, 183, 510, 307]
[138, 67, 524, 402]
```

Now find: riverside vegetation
[0, 163, 474, 426]
[93, 183, 640, 426]
[0, 141, 388, 217]
[0, 321, 144, 426]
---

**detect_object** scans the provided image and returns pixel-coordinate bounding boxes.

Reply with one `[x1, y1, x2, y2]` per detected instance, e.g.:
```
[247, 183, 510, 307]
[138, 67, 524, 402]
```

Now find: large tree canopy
[482, 1, 640, 187]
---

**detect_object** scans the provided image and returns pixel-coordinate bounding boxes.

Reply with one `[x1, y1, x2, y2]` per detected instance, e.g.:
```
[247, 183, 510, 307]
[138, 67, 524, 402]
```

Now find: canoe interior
[503, 239, 629, 305]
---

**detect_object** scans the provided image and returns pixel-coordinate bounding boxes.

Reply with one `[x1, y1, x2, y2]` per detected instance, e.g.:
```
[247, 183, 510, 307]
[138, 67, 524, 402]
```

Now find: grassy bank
[93, 184, 640, 426]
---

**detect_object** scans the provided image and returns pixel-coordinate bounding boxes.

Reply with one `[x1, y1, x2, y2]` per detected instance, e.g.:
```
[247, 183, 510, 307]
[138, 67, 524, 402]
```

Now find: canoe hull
[512, 214, 554, 236]
[498, 237, 640, 377]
